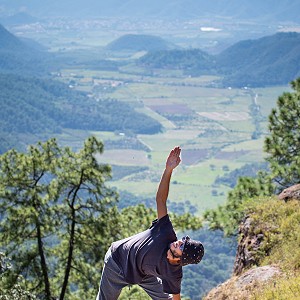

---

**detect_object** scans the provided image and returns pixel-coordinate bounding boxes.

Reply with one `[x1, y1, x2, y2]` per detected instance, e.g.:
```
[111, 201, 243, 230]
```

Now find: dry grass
[251, 272, 300, 300]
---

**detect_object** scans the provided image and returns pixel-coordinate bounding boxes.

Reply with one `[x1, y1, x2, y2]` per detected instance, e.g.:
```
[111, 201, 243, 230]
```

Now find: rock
[203, 265, 282, 300]
[233, 216, 264, 276]
[235, 266, 281, 288]
[278, 183, 300, 201]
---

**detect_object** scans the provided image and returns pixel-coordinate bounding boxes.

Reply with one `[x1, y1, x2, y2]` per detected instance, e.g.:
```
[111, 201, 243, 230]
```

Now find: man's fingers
[174, 147, 181, 157]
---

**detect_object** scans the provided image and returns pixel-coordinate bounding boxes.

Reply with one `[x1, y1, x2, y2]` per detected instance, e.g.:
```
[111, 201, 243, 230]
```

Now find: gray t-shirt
[111, 214, 182, 294]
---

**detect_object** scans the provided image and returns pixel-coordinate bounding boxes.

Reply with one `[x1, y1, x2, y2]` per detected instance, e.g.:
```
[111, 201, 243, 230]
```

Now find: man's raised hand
[166, 146, 181, 171]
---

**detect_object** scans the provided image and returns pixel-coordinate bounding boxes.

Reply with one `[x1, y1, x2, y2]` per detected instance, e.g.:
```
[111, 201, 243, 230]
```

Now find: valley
[52, 63, 288, 214]
[0, 9, 298, 297]
[4, 16, 292, 214]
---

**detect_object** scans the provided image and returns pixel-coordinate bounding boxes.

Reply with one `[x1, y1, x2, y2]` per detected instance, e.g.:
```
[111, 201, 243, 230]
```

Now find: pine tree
[264, 78, 300, 190]
[0, 137, 119, 299]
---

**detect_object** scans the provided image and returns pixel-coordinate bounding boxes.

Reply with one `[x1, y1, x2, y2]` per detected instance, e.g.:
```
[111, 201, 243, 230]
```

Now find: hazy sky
[1, 0, 300, 23]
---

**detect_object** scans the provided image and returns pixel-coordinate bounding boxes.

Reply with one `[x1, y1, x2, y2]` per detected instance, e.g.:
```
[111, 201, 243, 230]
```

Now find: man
[96, 146, 204, 300]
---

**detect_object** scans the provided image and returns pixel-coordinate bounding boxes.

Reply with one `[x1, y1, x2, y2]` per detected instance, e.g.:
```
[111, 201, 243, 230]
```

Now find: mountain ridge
[1, 22, 299, 87]
[0, 23, 27, 51]
[137, 32, 300, 87]
[217, 32, 300, 86]
[0, 23, 50, 75]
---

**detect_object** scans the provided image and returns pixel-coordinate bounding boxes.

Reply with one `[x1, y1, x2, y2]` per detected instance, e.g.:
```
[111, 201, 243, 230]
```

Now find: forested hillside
[216, 32, 300, 87]
[0, 74, 162, 153]
[0, 23, 49, 75]
[138, 49, 215, 75]
[137, 32, 300, 87]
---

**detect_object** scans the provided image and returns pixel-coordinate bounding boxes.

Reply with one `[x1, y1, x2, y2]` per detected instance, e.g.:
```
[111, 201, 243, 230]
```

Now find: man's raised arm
[156, 147, 181, 219]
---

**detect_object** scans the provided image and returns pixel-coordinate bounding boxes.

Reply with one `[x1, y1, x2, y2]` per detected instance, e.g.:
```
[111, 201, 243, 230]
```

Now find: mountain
[216, 32, 300, 87]
[0, 23, 49, 74]
[106, 34, 179, 52]
[0, 23, 27, 51]
[1, 0, 300, 22]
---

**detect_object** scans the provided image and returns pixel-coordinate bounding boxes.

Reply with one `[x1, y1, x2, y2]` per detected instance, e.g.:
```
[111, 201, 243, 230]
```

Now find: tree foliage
[0, 137, 119, 299]
[264, 78, 300, 189]
[0, 252, 37, 300]
[204, 173, 275, 236]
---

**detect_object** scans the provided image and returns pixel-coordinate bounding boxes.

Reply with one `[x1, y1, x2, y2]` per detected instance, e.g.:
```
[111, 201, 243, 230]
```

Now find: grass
[137, 133, 190, 153]
[222, 136, 265, 151]
[243, 198, 300, 267]
[111, 83, 177, 100]
[108, 155, 239, 213]
[245, 198, 300, 300]
[251, 273, 300, 300]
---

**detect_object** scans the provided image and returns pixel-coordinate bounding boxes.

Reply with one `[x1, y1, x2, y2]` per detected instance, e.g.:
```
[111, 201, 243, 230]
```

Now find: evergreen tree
[0, 252, 37, 300]
[0, 137, 120, 299]
[204, 172, 274, 236]
[264, 78, 300, 190]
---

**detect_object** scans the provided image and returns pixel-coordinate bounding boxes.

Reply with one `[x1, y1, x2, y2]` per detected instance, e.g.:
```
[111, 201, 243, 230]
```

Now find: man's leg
[138, 275, 172, 300]
[96, 248, 128, 300]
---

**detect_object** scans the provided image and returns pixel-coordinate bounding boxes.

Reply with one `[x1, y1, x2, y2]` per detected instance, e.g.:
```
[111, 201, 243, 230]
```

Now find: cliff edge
[204, 196, 300, 300]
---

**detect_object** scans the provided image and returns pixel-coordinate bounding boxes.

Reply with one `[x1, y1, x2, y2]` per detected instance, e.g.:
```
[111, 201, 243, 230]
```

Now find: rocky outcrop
[204, 196, 299, 300]
[233, 216, 264, 275]
[204, 265, 282, 300]
[278, 183, 300, 201]
[204, 213, 282, 299]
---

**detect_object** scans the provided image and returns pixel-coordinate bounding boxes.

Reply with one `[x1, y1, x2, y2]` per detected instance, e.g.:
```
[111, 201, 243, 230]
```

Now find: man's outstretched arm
[156, 147, 181, 219]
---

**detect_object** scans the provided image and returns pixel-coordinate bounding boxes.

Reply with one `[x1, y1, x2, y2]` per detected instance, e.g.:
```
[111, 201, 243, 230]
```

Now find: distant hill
[1, 0, 300, 22]
[138, 48, 215, 75]
[105, 34, 179, 52]
[137, 32, 300, 87]
[0, 23, 27, 51]
[0, 23, 49, 74]
[216, 32, 300, 87]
